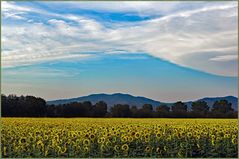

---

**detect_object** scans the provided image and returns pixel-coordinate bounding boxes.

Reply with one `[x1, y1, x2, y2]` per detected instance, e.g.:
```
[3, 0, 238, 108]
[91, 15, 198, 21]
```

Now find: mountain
[47, 93, 161, 107]
[190, 96, 238, 110]
[47, 93, 238, 110]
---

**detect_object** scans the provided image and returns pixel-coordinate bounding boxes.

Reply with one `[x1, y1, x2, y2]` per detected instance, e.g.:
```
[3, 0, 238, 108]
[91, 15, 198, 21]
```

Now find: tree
[211, 100, 234, 118]
[156, 104, 170, 117]
[138, 104, 153, 118]
[110, 104, 131, 117]
[63, 101, 92, 117]
[142, 104, 153, 111]
[191, 101, 209, 118]
[1, 94, 238, 118]
[1, 94, 46, 117]
[130, 106, 139, 118]
[1, 94, 9, 117]
[171, 101, 187, 118]
[93, 101, 108, 117]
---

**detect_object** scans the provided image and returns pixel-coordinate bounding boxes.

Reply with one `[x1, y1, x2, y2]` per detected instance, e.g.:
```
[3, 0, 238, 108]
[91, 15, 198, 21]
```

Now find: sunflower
[97, 138, 102, 144]
[29, 136, 35, 142]
[105, 140, 111, 147]
[187, 132, 192, 138]
[35, 130, 41, 136]
[83, 139, 90, 146]
[83, 146, 90, 153]
[54, 135, 59, 142]
[128, 136, 134, 142]
[18, 137, 27, 144]
[111, 136, 117, 143]
[223, 134, 230, 139]
[156, 132, 162, 139]
[114, 145, 120, 152]
[232, 138, 237, 145]
[121, 144, 129, 152]
[234, 127, 238, 132]
[135, 132, 140, 139]
[100, 144, 106, 152]
[196, 135, 200, 140]
[74, 139, 80, 145]
[90, 134, 95, 140]
[232, 135, 237, 139]
[167, 135, 172, 141]
[84, 133, 89, 138]
[43, 135, 49, 140]
[61, 146, 67, 153]
[101, 137, 106, 143]
[36, 140, 44, 149]
[71, 132, 77, 138]
[145, 146, 152, 153]
[121, 136, 128, 143]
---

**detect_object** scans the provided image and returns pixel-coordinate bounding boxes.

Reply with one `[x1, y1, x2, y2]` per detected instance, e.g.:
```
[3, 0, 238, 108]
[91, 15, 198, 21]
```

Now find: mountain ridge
[47, 93, 238, 110]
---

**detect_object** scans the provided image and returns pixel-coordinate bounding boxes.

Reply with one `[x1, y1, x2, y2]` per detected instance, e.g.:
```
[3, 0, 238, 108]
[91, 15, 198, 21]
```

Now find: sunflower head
[90, 134, 95, 139]
[100, 144, 107, 152]
[187, 132, 192, 138]
[83, 139, 90, 146]
[232, 138, 237, 145]
[135, 132, 140, 139]
[19, 137, 27, 144]
[156, 132, 162, 139]
[114, 145, 120, 152]
[121, 144, 129, 152]
[145, 146, 152, 153]
[36, 140, 44, 150]
[83, 146, 89, 153]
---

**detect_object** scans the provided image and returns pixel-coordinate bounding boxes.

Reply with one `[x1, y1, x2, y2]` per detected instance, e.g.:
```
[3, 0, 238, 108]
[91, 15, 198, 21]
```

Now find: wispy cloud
[210, 55, 238, 62]
[1, 1, 238, 77]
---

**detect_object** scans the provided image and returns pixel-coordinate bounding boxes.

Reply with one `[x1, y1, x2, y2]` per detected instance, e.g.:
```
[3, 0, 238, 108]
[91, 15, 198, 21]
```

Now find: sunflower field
[1, 118, 238, 158]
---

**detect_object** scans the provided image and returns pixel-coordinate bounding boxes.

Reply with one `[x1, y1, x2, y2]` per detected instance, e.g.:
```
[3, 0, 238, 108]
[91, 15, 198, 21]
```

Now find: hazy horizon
[1, 1, 238, 102]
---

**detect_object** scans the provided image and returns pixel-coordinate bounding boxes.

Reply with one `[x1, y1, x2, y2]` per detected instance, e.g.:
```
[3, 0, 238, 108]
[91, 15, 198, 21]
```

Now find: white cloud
[1, 1, 39, 20]
[2, 1, 31, 12]
[210, 55, 238, 62]
[1, 1, 238, 77]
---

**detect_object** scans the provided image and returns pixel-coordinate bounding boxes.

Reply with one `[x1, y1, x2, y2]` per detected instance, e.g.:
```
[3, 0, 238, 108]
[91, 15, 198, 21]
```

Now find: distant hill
[47, 93, 238, 110]
[187, 96, 238, 111]
[47, 93, 161, 107]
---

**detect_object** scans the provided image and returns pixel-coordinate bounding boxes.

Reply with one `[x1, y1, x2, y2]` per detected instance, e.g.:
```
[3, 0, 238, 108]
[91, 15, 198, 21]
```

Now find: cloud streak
[1, 1, 238, 77]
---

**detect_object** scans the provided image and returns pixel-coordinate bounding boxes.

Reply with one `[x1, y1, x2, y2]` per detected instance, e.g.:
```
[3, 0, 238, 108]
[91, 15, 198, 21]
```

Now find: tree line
[1, 94, 237, 118]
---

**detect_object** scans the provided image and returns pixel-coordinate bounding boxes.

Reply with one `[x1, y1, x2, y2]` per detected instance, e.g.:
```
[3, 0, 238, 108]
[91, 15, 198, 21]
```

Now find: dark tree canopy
[1, 94, 237, 118]
[110, 104, 131, 117]
[191, 101, 209, 117]
[156, 104, 170, 118]
[92, 101, 108, 117]
[171, 101, 188, 118]
[1, 94, 46, 117]
[211, 100, 235, 118]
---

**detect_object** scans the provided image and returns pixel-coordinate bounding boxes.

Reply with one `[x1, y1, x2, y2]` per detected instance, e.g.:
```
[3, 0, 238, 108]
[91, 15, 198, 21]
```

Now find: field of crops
[1, 118, 238, 158]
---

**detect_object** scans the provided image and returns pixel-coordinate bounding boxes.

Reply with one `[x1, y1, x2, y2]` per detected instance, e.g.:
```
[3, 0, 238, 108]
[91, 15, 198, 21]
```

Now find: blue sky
[1, 1, 238, 102]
